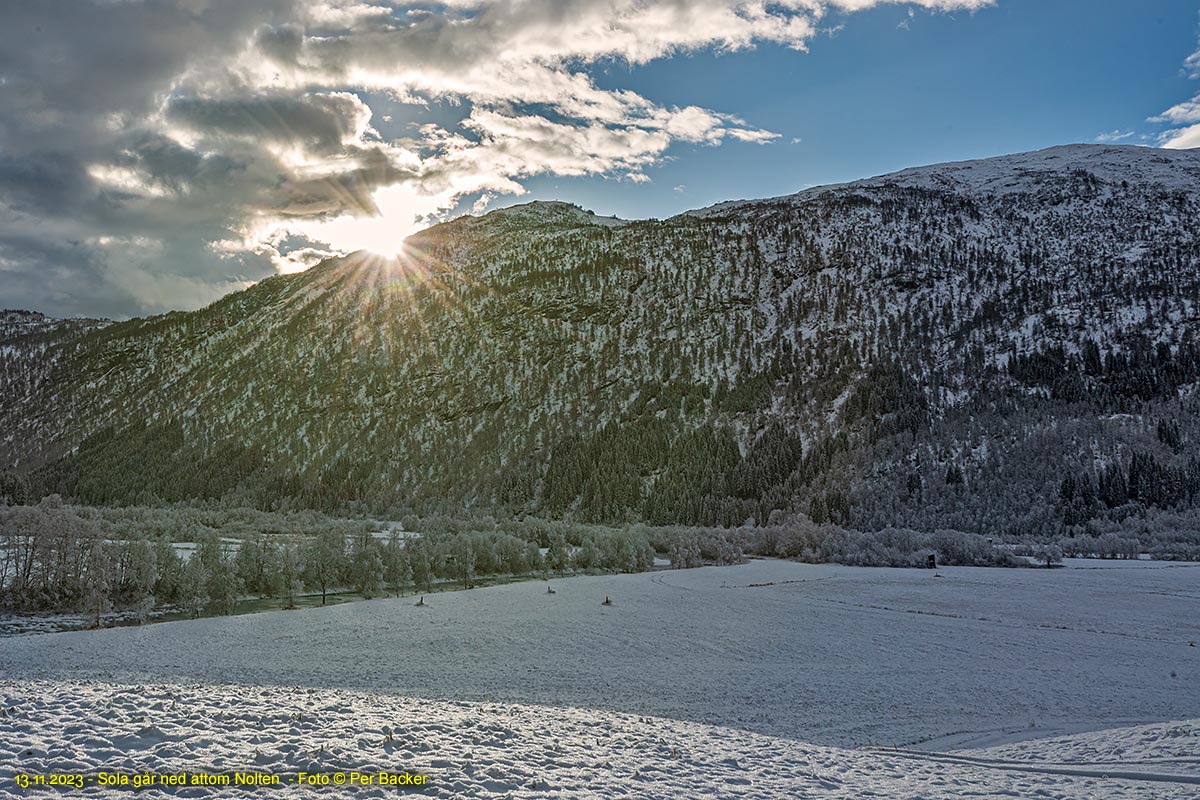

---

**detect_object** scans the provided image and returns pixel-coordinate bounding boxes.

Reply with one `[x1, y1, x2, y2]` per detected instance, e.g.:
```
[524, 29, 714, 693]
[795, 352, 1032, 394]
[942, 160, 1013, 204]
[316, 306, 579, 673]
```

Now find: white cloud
[1093, 129, 1134, 143]
[1151, 37, 1200, 151]
[1186, 47, 1200, 78]
[1159, 124, 1200, 150]
[0, 0, 992, 316]
[214, 0, 983, 242]
[1150, 99, 1200, 126]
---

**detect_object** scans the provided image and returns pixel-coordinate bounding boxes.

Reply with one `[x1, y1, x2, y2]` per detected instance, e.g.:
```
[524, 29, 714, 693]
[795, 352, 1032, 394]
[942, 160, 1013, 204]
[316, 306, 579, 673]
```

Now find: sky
[1, 0, 1199, 319]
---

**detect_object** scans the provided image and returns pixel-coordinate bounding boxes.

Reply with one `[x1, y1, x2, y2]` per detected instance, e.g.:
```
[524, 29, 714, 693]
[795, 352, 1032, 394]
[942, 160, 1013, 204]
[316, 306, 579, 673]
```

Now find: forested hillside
[3, 144, 1200, 540]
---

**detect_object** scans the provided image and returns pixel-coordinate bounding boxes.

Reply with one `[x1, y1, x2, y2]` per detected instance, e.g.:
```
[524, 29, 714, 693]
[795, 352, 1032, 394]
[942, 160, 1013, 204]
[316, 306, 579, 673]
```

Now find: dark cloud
[0, 0, 983, 318]
[165, 92, 372, 154]
[0, 153, 92, 216]
[0, 1, 300, 317]
[253, 23, 305, 64]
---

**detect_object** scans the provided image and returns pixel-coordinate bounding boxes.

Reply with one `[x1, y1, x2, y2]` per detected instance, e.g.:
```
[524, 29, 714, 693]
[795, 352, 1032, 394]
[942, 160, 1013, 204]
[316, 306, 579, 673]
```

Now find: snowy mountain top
[847, 143, 1200, 195]
[687, 144, 1200, 218]
[415, 201, 629, 243]
[0, 309, 48, 322]
[0, 309, 107, 343]
[488, 200, 629, 226]
[0, 310, 49, 339]
[408, 145, 1197, 236]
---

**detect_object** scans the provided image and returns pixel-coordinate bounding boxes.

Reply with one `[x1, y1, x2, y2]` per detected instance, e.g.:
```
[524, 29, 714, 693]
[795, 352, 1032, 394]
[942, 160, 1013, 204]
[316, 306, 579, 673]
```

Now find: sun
[304, 210, 414, 259]
[291, 184, 450, 259]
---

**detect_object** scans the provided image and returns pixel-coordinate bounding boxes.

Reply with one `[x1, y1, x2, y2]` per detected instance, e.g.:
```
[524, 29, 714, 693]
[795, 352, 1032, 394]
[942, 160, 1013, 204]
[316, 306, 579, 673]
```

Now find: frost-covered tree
[522, 539, 543, 576]
[119, 537, 158, 614]
[152, 540, 184, 607]
[81, 537, 111, 628]
[408, 537, 434, 593]
[667, 534, 702, 569]
[495, 534, 527, 575]
[235, 534, 275, 598]
[303, 530, 346, 605]
[350, 532, 384, 599]
[1037, 543, 1064, 567]
[601, 527, 655, 573]
[545, 533, 570, 575]
[382, 531, 411, 596]
[197, 534, 241, 615]
[449, 534, 476, 588]
[712, 533, 744, 566]
[279, 541, 303, 609]
[178, 554, 208, 618]
[573, 537, 600, 571]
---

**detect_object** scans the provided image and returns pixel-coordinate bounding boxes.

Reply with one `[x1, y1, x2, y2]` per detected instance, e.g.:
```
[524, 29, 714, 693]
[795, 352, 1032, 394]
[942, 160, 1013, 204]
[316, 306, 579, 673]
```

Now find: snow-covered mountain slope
[0, 310, 106, 349]
[689, 144, 1200, 215]
[2, 144, 1199, 534]
[856, 143, 1200, 195]
[0, 311, 107, 482]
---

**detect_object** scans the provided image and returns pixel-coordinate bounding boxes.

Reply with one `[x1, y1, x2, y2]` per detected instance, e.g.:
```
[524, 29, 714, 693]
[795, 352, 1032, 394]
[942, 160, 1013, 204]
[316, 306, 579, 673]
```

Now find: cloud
[1152, 36, 1200, 151]
[0, 0, 990, 317]
[164, 92, 375, 155]
[1150, 99, 1200, 126]
[1159, 125, 1200, 150]
[1093, 129, 1134, 143]
[1186, 47, 1200, 78]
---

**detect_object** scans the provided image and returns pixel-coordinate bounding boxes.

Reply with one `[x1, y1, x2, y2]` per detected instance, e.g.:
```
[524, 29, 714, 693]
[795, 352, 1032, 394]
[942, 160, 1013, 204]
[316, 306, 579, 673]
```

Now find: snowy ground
[2, 681, 1198, 798]
[0, 610, 164, 638]
[1, 559, 1198, 796]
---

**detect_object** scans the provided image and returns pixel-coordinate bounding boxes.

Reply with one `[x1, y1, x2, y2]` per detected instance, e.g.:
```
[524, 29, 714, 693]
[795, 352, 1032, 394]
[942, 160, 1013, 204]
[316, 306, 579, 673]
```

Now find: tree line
[0, 498, 658, 622]
[6, 493, 1197, 626]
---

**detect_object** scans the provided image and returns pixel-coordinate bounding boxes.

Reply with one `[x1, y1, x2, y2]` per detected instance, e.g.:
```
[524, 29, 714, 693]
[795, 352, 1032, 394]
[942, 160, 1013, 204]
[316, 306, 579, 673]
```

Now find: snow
[686, 144, 1200, 218]
[954, 719, 1200, 778]
[0, 609, 172, 638]
[3, 558, 1197, 743]
[838, 144, 1200, 197]
[3, 681, 1198, 798]
[477, 201, 630, 229]
[170, 538, 244, 559]
[1, 558, 1198, 797]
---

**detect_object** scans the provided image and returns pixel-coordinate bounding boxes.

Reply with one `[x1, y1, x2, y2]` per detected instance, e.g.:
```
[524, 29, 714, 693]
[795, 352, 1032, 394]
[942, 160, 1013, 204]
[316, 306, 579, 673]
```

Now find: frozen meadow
[3, 681, 1199, 799]
[1, 558, 1198, 797]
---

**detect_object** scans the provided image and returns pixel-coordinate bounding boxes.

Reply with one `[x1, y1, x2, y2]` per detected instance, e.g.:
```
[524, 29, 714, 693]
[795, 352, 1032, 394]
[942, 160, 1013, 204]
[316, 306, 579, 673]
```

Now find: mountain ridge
[686, 143, 1200, 218]
[2, 143, 1199, 538]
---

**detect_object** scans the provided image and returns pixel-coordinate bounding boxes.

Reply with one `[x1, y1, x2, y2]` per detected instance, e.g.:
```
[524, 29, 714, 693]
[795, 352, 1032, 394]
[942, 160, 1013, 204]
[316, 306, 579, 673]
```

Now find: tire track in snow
[791, 594, 1196, 646]
[870, 747, 1200, 787]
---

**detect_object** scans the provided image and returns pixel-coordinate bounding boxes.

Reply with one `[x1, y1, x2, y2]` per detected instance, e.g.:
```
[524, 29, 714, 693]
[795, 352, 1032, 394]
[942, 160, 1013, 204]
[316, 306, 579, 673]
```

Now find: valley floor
[1, 558, 1198, 796]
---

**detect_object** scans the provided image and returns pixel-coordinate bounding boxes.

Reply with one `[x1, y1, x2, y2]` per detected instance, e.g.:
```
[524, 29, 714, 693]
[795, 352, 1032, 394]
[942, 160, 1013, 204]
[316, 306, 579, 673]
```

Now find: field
[1, 558, 1198, 797]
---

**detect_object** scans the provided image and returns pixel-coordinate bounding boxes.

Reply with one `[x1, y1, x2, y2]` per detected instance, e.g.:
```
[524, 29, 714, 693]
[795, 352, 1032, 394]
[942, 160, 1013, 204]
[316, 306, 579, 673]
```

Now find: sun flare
[290, 184, 453, 260]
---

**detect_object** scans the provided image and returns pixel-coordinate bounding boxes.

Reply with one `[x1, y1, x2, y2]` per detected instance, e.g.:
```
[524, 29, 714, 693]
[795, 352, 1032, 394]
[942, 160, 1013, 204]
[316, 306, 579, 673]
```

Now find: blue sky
[3, 1, 1200, 317]
[507, 0, 1200, 220]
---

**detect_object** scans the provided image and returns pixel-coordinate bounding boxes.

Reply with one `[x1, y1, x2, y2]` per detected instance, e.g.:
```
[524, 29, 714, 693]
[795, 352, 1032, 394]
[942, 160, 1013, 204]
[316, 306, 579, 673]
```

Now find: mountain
[3, 144, 1200, 537]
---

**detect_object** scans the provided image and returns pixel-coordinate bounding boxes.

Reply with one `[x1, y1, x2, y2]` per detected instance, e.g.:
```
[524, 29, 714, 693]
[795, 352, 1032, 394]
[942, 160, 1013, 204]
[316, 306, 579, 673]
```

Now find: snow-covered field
[3, 681, 1198, 798]
[1, 558, 1198, 797]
